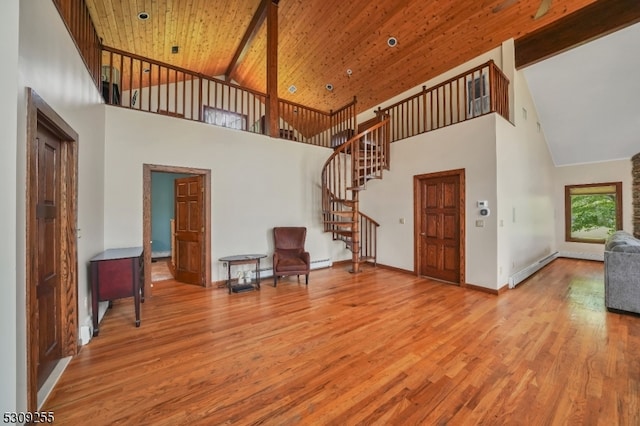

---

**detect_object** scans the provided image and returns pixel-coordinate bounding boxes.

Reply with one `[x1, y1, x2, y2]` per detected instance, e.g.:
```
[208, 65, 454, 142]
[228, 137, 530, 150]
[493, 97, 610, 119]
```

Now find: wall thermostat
[479, 208, 491, 217]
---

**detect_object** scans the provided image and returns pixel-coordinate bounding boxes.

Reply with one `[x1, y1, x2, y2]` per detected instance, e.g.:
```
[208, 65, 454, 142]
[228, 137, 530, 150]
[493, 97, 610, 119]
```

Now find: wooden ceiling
[86, 0, 598, 114]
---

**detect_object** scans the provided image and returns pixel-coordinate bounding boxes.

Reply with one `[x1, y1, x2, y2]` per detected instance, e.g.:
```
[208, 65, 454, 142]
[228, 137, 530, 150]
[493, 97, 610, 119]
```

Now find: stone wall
[633, 153, 640, 238]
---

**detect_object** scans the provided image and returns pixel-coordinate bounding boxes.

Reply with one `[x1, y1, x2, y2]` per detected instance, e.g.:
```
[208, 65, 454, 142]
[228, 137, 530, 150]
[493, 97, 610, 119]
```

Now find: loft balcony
[100, 46, 510, 149]
[53, 0, 509, 149]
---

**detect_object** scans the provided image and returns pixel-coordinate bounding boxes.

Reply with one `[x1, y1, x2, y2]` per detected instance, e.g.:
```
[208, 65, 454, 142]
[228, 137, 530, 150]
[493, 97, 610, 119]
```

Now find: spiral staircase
[321, 118, 390, 273]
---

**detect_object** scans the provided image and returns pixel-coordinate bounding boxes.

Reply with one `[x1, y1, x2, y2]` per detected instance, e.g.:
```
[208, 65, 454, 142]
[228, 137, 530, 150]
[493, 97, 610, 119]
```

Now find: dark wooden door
[36, 125, 62, 388]
[417, 174, 461, 284]
[174, 176, 204, 285]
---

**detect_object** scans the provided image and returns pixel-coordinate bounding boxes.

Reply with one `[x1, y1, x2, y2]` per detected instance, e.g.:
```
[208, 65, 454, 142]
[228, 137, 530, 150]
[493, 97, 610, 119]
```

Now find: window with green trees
[565, 182, 622, 243]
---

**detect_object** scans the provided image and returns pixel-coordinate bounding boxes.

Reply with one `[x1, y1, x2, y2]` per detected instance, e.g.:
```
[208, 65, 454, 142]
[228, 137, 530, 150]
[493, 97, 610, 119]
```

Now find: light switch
[476, 220, 484, 227]
[399, 218, 405, 224]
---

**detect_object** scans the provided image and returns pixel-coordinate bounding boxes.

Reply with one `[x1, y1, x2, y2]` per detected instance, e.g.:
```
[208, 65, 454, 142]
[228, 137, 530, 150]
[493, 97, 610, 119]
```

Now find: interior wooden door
[174, 175, 204, 285]
[35, 124, 63, 388]
[417, 172, 462, 284]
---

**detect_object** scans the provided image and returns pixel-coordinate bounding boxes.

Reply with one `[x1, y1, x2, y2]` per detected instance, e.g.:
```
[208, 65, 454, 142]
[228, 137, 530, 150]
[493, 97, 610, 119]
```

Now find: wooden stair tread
[330, 198, 355, 205]
[323, 121, 389, 269]
[323, 210, 354, 216]
[324, 221, 354, 226]
[332, 230, 353, 237]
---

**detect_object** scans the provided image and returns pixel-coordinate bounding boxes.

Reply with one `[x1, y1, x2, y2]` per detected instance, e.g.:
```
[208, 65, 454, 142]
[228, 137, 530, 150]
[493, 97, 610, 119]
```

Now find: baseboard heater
[508, 251, 559, 289]
[558, 251, 604, 262]
[252, 258, 332, 279]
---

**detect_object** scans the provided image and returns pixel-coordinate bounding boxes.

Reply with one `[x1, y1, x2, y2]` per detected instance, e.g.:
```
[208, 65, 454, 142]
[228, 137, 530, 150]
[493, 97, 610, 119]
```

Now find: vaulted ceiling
[86, 0, 599, 114]
[523, 21, 640, 166]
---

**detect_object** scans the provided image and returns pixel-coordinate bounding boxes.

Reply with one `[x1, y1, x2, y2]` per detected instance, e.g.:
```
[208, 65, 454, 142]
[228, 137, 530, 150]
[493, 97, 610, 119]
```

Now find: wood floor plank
[43, 259, 640, 424]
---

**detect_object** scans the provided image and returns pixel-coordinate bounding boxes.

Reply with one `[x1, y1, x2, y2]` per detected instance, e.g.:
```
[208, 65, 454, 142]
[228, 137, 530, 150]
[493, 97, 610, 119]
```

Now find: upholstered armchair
[272, 227, 310, 286]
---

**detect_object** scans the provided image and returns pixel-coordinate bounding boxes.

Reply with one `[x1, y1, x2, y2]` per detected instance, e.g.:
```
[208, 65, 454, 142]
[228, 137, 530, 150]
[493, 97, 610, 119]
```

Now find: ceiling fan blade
[533, 0, 552, 19]
[492, 0, 519, 13]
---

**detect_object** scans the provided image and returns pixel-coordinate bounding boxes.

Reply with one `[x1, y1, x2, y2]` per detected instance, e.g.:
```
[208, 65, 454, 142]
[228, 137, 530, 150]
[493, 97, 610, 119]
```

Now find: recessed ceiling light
[325, 83, 334, 92]
[387, 36, 398, 47]
[288, 85, 297, 94]
[137, 11, 150, 21]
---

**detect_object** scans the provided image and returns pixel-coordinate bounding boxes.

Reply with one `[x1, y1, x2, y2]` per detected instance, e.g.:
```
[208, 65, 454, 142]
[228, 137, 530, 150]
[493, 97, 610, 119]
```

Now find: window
[565, 182, 622, 243]
[203, 106, 247, 130]
[466, 73, 490, 118]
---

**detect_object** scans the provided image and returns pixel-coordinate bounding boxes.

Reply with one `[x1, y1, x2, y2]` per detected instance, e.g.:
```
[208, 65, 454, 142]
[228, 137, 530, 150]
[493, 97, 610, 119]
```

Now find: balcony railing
[52, 0, 101, 85]
[376, 60, 510, 143]
[54, 1, 510, 150]
[100, 46, 357, 149]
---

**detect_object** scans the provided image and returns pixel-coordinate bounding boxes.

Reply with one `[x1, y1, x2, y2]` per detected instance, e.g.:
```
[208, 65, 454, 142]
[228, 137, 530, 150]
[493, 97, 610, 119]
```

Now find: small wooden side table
[90, 247, 144, 336]
[219, 254, 266, 294]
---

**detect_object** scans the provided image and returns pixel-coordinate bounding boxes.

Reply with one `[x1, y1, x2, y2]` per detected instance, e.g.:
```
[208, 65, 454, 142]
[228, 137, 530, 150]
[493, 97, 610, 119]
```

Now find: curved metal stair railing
[321, 118, 390, 273]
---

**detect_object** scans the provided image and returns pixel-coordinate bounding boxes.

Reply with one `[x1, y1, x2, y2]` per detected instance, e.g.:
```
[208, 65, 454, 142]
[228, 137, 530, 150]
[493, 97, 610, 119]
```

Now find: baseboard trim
[465, 282, 500, 295]
[212, 259, 334, 288]
[375, 263, 414, 275]
[214, 259, 508, 295]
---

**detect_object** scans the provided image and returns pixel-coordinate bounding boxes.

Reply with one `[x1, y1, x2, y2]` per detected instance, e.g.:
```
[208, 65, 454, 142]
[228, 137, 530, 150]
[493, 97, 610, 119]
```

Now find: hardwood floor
[44, 259, 640, 425]
[151, 258, 173, 282]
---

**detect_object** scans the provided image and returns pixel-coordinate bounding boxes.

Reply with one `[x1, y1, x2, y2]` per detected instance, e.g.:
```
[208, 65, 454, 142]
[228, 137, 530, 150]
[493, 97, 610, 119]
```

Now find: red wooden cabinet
[90, 247, 144, 336]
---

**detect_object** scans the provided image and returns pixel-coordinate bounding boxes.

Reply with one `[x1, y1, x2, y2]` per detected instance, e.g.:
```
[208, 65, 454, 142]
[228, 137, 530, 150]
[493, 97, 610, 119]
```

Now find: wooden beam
[266, 0, 279, 137]
[515, 0, 640, 68]
[225, 0, 270, 80]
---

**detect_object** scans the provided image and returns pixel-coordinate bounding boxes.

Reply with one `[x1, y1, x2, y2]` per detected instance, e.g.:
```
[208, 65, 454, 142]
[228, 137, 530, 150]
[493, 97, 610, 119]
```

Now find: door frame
[413, 168, 466, 286]
[143, 164, 211, 293]
[26, 88, 79, 410]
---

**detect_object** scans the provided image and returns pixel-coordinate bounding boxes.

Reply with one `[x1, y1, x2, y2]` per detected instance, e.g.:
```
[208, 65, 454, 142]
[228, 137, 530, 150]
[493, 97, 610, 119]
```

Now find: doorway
[143, 164, 211, 293]
[150, 171, 194, 281]
[414, 169, 465, 285]
[26, 89, 79, 410]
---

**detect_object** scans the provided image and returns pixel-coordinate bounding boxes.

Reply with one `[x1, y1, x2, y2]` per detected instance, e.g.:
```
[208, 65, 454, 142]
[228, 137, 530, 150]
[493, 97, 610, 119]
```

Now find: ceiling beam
[225, 0, 272, 80]
[515, 0, 640, 68]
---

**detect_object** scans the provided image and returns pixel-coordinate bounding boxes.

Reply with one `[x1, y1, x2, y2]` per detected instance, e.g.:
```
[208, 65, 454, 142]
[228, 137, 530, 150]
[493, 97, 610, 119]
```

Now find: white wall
[14, 0, 106, 410]
[496, 70, 556, 287]
[356, 42, 561, 291]
[103, 107, 351, 281]
[554, 160, 633, 260]
[359, 115, 499, 289]
[0, 0, 20, 413]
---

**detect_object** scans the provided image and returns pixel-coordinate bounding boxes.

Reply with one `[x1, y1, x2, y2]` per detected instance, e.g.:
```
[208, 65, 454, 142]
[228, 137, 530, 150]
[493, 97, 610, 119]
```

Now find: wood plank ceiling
[86, 0, 598, 115]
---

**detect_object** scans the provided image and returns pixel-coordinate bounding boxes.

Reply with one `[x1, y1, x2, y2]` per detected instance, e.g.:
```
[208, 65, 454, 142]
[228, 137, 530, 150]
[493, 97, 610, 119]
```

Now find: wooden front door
[174, 175, 204, 285]
[415, 170, 464, 284]
[35, 124, 63, 388]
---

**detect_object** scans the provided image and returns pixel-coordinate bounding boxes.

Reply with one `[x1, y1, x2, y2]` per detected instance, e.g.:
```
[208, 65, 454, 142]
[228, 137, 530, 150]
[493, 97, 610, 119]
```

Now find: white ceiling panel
[523, 22, 640, 166]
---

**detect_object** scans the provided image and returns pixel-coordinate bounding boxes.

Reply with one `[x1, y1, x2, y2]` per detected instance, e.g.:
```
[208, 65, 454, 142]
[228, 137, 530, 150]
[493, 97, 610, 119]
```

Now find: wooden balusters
[378, 60, 510, 143]
[101, 46, 268, 131]
[101, 46, 357, 147]
[52, 0, 102, 86]
[321, 119, 389, 271]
